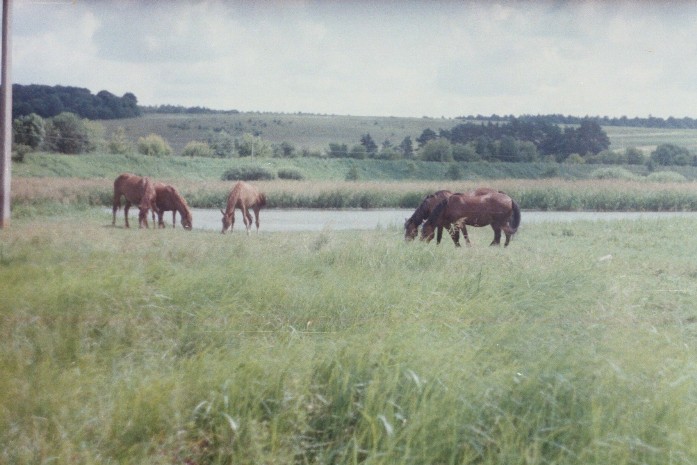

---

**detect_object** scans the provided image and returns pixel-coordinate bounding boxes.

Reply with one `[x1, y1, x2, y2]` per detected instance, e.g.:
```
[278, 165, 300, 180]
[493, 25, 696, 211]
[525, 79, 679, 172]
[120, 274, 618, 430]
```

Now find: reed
[10, 177, 697, 215]
[1, 212, 697, 464]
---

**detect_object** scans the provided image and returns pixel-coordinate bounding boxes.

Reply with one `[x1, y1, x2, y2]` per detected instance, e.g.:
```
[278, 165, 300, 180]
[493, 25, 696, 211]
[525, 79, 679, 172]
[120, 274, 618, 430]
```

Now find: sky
[11, 0, 697, 118]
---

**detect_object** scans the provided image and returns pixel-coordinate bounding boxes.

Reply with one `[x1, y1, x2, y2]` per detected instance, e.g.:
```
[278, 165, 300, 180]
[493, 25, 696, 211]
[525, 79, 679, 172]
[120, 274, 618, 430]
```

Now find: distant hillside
[99, 112, 464, 154]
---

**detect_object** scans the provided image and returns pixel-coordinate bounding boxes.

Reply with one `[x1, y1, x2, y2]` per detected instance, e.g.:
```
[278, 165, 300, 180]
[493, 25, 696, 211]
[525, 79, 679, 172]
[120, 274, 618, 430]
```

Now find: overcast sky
[12, 0, 697, 118]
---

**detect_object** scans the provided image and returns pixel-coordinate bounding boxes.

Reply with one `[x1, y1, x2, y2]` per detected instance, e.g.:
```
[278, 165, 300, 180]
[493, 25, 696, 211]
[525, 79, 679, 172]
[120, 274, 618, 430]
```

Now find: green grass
[2, 210, 697, 464]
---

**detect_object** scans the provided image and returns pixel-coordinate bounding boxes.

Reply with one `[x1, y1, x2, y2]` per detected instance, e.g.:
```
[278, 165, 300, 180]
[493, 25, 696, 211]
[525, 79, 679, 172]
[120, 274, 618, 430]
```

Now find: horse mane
[424, 198, 448, 228]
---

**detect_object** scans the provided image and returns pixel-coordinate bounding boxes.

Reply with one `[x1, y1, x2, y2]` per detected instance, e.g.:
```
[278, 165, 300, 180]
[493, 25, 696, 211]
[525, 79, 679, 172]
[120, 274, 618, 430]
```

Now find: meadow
[1, 209, 697, 465]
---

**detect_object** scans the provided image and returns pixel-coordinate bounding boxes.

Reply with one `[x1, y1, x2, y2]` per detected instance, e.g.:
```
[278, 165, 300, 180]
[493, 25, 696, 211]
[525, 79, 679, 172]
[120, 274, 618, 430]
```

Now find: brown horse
[404, 190, 453, 242]
[151, 182, 193, 230]
[421, 190, 521, 247]
[220, 181, 267, 234]
[112, 173, 158, 228]
[404, 188, 499, 243]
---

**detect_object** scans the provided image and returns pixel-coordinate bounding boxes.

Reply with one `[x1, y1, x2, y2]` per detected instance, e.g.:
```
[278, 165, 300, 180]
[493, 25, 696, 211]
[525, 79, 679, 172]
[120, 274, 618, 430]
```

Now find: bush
[222, 166, 275, 181]
[11, 144, 31, 162]
[182, 141, 214, 158]
[137, 134, 172, 157]
[420, 138, 453, 162]
[44, 112, 91, 154]
[13, 113, 45, 149]
[590, 167, 640, 181]
[277, 168, 305, 180]
[645, 171, 687, 183]
[108, 126, 133, 155]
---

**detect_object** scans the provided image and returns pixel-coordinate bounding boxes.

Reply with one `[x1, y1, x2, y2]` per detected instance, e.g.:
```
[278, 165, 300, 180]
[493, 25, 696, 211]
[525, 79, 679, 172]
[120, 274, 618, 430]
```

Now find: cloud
[12, 0, 697, 117]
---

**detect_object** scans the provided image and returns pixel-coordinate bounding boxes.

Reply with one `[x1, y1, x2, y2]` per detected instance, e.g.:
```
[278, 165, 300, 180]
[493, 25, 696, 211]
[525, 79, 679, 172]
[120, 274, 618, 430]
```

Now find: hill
[99, 112, 697, 157]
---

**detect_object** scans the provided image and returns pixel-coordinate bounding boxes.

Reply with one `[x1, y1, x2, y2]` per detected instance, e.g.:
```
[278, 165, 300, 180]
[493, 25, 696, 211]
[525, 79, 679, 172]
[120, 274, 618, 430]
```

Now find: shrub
[564, 153, 585, 164]
[345, 166, 359, 181]
[645, 171, 687, 183]
[11, 144, 31, 162]
[13, 113, 45, 149]
[277, 168, 305, 180]
[182, 141, 214, 158]
[590, 167, 639, 181]
[222, 166, 275, 181]
[137, 134, 172, 157]
[420, 138, 453, 162]
[446, 164, 462, 180]
[108, 126, 133, 154]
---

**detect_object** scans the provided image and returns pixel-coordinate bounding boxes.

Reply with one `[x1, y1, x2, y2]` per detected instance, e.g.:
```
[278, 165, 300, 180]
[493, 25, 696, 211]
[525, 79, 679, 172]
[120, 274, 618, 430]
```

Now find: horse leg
[139, 207, 149, 229]
[460, 221, 472, 247]
[504, 232, 511, 247]
[241, 206, 251, 235]
[171, 211, 176, 228]
[436, 226, 443, 244]
[448, 226, 461, 247]
[490, 226, 502, 246]
[253, 207, 260, 231]
[112, 198, 119, 226]
[124, 201, 131, 228]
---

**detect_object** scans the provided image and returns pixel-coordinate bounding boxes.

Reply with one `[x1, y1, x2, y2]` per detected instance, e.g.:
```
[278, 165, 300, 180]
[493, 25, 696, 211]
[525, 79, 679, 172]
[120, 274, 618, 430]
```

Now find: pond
[179, 209, 697, 233]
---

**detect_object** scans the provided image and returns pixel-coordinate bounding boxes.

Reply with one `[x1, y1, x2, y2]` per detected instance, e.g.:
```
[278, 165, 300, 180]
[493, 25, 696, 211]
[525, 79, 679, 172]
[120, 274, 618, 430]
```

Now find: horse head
[420, 220, 436, 242]
[181, 211, 193, 230]
[404, 217, 419, 241]
[220, 209, 233, 234]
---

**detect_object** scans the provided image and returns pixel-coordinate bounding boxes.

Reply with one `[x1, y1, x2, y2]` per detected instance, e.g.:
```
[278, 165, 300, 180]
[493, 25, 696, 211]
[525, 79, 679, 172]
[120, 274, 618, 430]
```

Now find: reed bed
[11, 177, 697, 214]
[1, 212, 697, 464]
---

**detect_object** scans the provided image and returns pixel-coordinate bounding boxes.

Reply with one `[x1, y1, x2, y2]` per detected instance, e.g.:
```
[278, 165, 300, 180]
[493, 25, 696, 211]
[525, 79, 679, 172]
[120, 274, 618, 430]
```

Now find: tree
[420, 138, 453, 162]
[399, 136, 414, 159]
[182, 141, 214, 157]
[13, 113, 45, 149]
[44, 112, 92, 154]
[360, 133, 378, 155]
[328, 143, 349, 158]
[650, 144, 695, 166]
[416, 128, 437, 147]
[237, 133, 273, 158]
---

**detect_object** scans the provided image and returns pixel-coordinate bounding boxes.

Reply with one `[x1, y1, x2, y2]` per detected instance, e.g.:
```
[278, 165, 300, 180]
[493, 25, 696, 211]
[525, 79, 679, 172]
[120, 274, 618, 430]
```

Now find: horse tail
[257, 192, 267, 208]
[507, 199, 521, 234]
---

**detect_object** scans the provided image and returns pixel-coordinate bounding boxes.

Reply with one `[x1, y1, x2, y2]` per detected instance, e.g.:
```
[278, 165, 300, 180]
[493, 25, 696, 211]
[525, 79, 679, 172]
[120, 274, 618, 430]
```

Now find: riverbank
[11, 176, 697, 219]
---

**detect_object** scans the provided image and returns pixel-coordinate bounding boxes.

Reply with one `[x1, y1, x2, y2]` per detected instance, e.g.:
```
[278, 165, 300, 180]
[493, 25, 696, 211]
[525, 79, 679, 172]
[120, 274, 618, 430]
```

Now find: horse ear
[220, 209, 225, 215]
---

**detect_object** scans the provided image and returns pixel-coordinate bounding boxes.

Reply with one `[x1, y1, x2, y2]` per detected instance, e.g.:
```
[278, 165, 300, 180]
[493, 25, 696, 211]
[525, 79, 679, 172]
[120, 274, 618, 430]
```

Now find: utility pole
[0, 0, 11, 228]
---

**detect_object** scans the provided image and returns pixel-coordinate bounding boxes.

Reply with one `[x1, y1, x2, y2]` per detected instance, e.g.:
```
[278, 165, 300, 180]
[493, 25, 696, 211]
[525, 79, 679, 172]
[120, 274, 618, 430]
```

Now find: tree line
[12, 84, 141, 120]
[459, 113, 697, 130]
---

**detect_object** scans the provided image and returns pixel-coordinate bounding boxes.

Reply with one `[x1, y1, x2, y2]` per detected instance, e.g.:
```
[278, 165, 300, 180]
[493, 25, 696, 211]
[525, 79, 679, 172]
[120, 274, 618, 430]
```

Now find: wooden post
[0, 0, 11, 228]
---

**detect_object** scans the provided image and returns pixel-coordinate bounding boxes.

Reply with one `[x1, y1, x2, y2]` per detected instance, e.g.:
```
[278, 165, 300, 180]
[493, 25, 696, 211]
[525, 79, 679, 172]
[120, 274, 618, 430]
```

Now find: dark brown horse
[404, 190, 453, 242]
[151, 182, 193, 230]
[421, 190, 521, 246]
[112, 173, 158, 228]
[220, 181, 267, 234]
[405, 188, 499, 243]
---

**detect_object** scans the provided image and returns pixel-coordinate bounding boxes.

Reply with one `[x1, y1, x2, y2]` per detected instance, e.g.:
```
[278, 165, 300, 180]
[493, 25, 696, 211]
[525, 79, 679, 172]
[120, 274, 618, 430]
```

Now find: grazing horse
[112, 173, 158, 229]
[404, 188, 499, 243]
[421, 190, 521, 247]
[151, 182, 193, 230]
[404, 190, 453, 242]
[220, 181, 267, 234]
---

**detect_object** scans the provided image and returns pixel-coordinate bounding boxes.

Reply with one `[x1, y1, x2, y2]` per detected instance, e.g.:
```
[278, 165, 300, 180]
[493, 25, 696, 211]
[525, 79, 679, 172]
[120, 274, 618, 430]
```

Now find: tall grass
[11, 177, 697, 215]
[2, 211, 697, 464]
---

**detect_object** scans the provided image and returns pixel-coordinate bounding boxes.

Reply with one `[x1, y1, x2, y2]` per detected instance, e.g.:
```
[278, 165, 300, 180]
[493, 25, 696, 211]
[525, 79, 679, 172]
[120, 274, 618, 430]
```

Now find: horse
[404, 190, 453, 242]
[220, 181, 267, 234]
[112, 173, 158, 229]
[404, 188, 499, 243]
[151, 182, 193, 230]
[421, 190, 521, 247]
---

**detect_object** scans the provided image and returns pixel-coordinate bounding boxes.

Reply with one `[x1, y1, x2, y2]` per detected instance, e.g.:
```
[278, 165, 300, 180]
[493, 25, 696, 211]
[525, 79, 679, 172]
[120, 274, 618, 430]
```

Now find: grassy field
[2, 210, 697, 464]
[98, 112, 697, 155]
